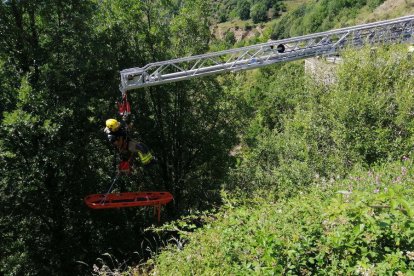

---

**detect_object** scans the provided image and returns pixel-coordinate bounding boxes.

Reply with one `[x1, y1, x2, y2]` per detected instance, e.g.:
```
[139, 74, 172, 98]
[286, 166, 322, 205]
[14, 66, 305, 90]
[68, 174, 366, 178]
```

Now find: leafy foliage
[0, 0, 240, 274]
[213, 0, 284, 23]
[1, 0, 413, 274]
[153, 158, 414, 275]
[238, 0, 251, 20]
[143, 45, 414, 275]
[227, 46, 414, 196]
[251, 2, 268, 24]
[270, 0, 386, 39]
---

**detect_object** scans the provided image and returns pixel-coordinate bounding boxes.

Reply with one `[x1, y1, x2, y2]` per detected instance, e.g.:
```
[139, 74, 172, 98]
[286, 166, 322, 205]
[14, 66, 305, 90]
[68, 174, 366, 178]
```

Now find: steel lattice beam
[120, 15, 414, 92]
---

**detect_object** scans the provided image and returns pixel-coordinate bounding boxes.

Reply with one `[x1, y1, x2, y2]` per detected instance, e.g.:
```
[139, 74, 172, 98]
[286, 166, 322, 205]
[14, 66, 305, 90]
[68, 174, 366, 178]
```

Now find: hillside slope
[213, 0, 414, 43]
[359, 0, 414, 21]
[148, 43, 414, 274]
[153, 159, 414, 275]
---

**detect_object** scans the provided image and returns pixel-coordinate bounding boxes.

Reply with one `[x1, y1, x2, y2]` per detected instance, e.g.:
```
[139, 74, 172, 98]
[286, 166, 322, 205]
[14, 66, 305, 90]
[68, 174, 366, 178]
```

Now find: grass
[356, 0, 414, 22]
[283, 0, 308, 11]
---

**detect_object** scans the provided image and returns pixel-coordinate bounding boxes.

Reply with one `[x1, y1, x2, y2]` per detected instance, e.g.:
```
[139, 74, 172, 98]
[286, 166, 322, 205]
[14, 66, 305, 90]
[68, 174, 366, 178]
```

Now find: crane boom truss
[120, 15, 414, 92]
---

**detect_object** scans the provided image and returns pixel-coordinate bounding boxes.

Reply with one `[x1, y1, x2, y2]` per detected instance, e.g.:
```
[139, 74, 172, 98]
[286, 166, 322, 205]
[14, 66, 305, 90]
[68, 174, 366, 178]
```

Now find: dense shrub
[225, 46, 414, 196]
[224, 31, 236, 45]
[152, 158, 414, 275]
[251, 3, 268, 23]
[238, 0, 251, 20]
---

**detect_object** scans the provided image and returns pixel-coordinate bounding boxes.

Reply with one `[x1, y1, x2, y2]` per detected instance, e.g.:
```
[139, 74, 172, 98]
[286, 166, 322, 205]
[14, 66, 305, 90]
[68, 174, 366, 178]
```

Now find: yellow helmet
[105, 119, 121, 132]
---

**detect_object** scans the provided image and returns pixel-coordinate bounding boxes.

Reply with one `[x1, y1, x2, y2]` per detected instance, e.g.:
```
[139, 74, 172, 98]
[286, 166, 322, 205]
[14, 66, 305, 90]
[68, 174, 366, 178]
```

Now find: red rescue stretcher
[84, 192, 173, 221]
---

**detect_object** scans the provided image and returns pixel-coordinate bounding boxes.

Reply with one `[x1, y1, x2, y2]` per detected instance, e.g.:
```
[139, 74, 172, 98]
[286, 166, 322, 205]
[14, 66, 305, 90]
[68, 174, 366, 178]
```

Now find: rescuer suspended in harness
[105, 118, 156, 173]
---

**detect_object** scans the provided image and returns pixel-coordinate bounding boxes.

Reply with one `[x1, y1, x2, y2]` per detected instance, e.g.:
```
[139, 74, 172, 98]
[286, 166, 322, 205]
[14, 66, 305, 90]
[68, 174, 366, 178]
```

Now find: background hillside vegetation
[150, 45, 414, 275]
[1, 0, 414, 275]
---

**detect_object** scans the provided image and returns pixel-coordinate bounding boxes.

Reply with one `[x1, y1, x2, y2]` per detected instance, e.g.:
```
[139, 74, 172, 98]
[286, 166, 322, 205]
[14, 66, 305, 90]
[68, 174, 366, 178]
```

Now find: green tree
[227, 46, 414, 196]
[134, 0, 240, 210]
[238, 0, 251, 20]
[0, 1, 111, 274]
[251, 3, 268, 24]
[1, 0, 242, 273]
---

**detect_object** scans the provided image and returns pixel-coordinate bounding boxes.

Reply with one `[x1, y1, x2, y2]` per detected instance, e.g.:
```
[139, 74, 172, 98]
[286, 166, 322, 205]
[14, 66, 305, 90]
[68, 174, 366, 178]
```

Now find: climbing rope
[117, 93, 131, 120]
[100, 173, 120, 205]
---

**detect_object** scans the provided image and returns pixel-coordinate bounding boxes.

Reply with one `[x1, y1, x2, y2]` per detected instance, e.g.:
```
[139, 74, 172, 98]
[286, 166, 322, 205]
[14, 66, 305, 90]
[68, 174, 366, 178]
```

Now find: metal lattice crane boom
[120, 15, 414, 92]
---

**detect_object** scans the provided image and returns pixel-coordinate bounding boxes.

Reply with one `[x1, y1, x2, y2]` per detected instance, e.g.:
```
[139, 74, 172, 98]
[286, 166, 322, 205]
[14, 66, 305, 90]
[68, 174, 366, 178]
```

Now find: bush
[224, 31, 236, 45]
[237, 0, 251, 20]
[367, 0, 386, 9]
[251, 3, 268, 24]
[225, 46, 414, 194]
[217, 8, 228, 23]
[152, 158, 414, 275]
